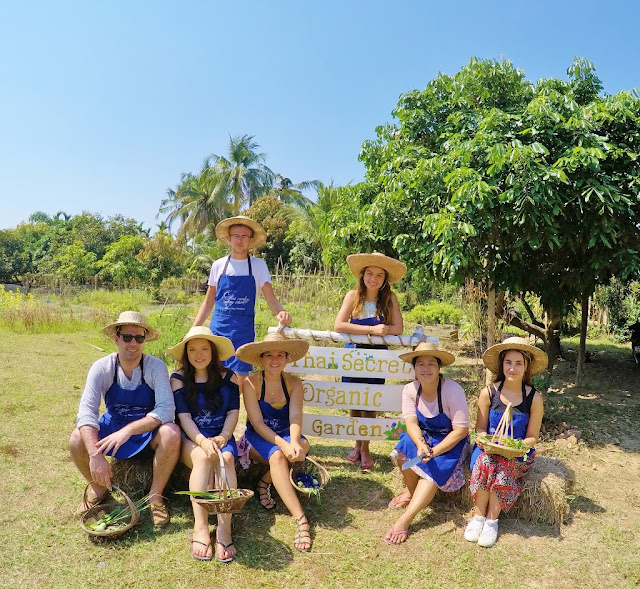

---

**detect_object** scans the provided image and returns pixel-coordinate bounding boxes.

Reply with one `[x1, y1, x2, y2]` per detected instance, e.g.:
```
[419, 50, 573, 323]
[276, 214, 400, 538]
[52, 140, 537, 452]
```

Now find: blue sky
[1, 1, 639, 231]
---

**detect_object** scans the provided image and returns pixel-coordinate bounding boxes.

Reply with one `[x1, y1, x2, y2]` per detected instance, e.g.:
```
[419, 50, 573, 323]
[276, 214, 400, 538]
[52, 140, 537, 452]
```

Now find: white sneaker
[464, 515, 486, 542]
[477, 518, 499, 548]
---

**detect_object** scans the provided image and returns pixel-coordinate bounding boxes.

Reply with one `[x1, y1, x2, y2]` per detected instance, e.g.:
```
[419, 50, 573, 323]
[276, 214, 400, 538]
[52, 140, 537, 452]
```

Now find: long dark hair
[495, 349, 533, 386]
[180, 341, 225, 412]
[352, 269, 394, 323]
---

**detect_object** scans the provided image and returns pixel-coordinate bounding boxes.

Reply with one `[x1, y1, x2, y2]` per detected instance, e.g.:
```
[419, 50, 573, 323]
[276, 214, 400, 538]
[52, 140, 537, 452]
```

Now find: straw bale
[432, 456, 574, 526]
[110, 457, 190, 496]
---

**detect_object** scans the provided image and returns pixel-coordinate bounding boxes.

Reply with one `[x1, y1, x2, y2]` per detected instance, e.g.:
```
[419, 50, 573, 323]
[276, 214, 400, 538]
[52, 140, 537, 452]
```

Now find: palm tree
[269, 174, 320, 208]
[160, 159, 231, 240]
[209, 134, 275, 214]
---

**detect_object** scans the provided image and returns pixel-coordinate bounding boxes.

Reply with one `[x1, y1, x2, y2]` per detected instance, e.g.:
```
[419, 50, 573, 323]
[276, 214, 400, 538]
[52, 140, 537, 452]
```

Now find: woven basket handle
[491, 402, 513, 443]
[214, 445, 230, 498]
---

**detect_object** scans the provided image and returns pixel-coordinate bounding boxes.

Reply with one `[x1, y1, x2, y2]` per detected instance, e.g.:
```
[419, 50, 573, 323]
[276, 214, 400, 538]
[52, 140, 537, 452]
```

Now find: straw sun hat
[398, 341, 455, 367]
[215, 216, 267, 249]
[346, 252, 407, 284]
[483, 337, 548, 376]
[235, 332, 309, 367]
[103, 311, 161, 342]
[166, 326, 235, 363]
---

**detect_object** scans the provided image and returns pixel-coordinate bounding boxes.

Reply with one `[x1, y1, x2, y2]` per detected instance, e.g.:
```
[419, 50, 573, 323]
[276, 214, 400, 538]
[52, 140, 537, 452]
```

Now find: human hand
[288, 441, 305, 462]
[89, 452, 113, 490]
[277, 311, 292, 326]
[370, 324, 389, 336]
[95, 428, 132, 457]
[211, 435, 227, 450]
[200, 438, 218, 460]
[417, 441, 433, 462]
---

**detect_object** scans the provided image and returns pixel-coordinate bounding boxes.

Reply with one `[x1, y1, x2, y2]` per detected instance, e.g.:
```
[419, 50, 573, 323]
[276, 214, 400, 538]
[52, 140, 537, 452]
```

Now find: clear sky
[1, 0, 639, 231]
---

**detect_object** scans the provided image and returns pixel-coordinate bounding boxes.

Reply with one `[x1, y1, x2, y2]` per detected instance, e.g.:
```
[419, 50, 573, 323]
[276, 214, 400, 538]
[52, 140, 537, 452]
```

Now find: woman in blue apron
[236, 332, 313, 553]
[168, 326, 239, 563]
[384, 342, 469, 545]
[334, 253, 406, 470]
[465, 337, 546, 548]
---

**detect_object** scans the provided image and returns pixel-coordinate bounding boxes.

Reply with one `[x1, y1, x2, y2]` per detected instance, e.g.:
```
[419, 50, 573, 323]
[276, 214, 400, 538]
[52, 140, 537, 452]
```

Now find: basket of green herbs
[80, 485, 147, 539]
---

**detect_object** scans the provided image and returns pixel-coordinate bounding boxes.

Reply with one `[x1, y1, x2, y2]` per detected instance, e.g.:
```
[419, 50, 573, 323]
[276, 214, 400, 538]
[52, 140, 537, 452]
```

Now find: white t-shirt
[208, 255, 271, 299]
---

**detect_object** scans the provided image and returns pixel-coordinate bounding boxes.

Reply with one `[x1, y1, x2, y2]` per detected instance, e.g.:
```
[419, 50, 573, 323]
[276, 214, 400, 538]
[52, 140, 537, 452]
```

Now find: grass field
[1, 313, 639, 588]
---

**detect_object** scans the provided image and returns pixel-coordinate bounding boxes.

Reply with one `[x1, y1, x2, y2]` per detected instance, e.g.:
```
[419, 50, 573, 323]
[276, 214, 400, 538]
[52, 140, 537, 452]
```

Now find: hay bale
[432, 456, 574, 526]
[110, 457, 190, 497]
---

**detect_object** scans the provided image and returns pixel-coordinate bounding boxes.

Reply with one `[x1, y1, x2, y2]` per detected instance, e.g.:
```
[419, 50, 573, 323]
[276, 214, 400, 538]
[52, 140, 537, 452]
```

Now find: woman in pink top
[384, 342, 469, 545]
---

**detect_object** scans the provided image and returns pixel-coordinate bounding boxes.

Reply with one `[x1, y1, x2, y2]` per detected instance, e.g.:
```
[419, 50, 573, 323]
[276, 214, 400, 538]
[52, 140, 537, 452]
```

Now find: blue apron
[394, 378, 467, 487]
[342, 312, 386, 385]
[470, 381, 535, 470]
[98, 355, 157, 459]
[245, 373, 306, 460]
[210, 255, 256, 374]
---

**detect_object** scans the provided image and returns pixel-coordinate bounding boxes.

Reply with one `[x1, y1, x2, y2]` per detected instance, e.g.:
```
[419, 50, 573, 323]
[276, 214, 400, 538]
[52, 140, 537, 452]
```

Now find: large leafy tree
[326, 58, 640, 371]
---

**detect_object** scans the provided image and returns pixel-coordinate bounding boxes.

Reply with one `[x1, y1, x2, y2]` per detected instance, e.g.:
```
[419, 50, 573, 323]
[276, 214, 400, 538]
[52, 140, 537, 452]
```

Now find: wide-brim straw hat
[235, 332, 309, 366]
[166, 326, 235, 363]
[483, 336, 548, 376]
[346, 252, 407, 284]
[103, 311, 161, 342]
[398, 341, 455, 366]
[215, 216, 267, 249]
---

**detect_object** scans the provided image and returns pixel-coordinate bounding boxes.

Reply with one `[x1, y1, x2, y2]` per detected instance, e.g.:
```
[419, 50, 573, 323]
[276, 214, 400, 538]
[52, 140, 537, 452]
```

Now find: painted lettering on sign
[289, 346, 414, 380]
[302, 414, 399, 441]
[302, 380, 403, 412]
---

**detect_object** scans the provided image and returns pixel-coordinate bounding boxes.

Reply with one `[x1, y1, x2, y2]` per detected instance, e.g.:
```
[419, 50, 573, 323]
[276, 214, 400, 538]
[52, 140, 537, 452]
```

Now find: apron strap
[260, 371, 290, 403]
[415, 377, 443, 414]
[113, 354, 145, 385]
[222, 255, 253, 276]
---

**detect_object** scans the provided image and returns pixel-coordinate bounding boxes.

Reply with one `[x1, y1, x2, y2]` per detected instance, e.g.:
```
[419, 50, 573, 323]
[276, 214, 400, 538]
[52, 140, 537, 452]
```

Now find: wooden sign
[287, 346, 414, 380]
[302, 414, 400, 441]
[302, 380, 403, 412]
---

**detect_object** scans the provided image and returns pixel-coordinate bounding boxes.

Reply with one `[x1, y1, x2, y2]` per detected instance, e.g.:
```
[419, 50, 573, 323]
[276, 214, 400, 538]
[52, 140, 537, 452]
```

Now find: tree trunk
[576, 290, 590, 385]
[543, 310, 563, 372]
[486, 286, 496, 385]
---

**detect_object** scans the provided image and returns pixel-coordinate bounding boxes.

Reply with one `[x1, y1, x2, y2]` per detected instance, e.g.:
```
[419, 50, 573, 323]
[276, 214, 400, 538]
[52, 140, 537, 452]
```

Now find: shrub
[405, 301, 465, 325]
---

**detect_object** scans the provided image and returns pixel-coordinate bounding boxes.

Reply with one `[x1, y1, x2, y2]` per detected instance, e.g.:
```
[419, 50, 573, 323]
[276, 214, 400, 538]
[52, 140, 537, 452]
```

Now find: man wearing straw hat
[69, 311, 181, 526]
[192, 216, 292, 381]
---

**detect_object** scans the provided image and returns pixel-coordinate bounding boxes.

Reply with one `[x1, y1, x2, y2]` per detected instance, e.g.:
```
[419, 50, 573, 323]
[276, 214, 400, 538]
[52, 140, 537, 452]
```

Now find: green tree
[326, 58, 640, 372]
[270, 174, 320, 208]
[0, 229, 32, 283]
[96, 234, 146, 287]
[245, 194, 289, 270]
[51, 241, 97, 285]
[137, 232, 190, 285]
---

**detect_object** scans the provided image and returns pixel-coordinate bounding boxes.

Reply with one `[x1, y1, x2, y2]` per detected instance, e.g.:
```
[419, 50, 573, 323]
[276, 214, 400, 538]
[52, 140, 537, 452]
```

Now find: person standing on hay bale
[383, 342, 470, 545]
[167, 326, 240, 563]
[464, 337, 547, 548]
[192, 216, 292, 388]
[235, 332, 313, 553]
[69, 311, 181, 527]
[334, 252, 405, 470]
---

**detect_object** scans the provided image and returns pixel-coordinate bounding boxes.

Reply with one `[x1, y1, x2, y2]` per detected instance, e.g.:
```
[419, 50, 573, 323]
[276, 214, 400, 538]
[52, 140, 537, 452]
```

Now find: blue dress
[470, 381, 536, 470]
[210, 255, 256, 374]
[245, 373, 307, 460]
[173, 370, 240, 457]
[98, 355, 157, 460]
[394, 378, 468, 487]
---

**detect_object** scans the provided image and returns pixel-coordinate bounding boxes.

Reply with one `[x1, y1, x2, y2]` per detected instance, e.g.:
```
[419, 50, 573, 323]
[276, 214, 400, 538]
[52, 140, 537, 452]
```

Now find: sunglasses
[119, 333, 146, 343]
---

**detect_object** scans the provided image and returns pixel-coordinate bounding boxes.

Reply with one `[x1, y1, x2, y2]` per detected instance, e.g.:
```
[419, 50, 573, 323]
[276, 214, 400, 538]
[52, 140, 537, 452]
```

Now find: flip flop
[215, 541, 236, 564]
[388, 492, 412, 509]
[188, 535, 213, 561]
[360, 453, 374, 470]
[383, 526, 409, 545]
[346, 447, 361, 464]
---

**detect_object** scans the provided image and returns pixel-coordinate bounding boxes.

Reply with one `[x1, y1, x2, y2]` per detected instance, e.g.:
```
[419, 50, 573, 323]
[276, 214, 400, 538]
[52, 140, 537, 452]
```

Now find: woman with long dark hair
[168, 327, 239, 563]
[465, 337, 546, 548]
[334, 252, 405, 469]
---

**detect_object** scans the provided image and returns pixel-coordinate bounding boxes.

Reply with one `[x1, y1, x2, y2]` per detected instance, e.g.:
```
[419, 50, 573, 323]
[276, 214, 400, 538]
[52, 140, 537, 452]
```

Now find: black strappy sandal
[257, 476, 276, 510]
[294, 514, 312, 552]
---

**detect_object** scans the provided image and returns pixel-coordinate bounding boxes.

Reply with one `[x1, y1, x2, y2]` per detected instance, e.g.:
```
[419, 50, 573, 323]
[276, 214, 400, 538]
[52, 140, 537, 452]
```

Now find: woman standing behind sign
[334, 253, 405, 470]
[384, 342, 469, 545]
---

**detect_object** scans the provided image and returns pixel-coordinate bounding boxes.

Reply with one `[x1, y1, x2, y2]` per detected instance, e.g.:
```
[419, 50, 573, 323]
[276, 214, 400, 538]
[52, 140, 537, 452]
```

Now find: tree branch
[521, 295, 544, 328]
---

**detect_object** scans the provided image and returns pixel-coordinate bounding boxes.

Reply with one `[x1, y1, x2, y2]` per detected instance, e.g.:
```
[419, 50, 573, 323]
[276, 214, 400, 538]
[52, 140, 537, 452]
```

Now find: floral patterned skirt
[469, 450, 535, 511]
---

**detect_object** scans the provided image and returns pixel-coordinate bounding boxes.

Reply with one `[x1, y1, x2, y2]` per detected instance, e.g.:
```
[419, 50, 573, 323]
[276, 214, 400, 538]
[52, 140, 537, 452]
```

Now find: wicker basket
[483, 402, 529, 459]
[191, 446, 254, 514]
[290, 457, 330, 495]
[80, 484, 140, 539]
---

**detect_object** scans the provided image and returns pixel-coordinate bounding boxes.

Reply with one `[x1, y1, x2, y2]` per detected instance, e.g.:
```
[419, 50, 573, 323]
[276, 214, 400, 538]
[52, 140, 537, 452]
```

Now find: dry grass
[2, 327, 640, 589]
